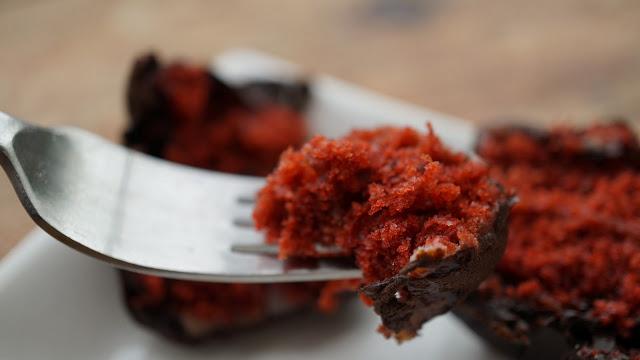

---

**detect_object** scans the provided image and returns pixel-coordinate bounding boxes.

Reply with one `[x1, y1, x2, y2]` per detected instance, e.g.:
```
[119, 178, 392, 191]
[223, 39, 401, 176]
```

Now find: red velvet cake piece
[254, 125, 512, 340]
[456, 122, 640, 359]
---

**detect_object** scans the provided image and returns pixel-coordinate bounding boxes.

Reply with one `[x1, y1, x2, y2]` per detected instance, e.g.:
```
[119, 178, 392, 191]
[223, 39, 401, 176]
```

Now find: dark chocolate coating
[454, 296, 638, 360]
[475, 123, 640, 167]
[361, 196, 513, 339]
[124, 54, 175, 157]
[120, 272, 315, 344]
[120, 272, 201, 344]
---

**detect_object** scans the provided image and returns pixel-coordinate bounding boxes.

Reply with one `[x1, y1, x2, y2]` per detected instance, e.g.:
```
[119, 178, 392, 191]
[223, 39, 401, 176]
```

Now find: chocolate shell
[362, 196, 512, 340]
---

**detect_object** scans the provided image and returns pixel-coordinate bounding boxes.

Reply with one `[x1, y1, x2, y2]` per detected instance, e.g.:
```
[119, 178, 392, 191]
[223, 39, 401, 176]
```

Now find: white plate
[0, 49, 505, 360]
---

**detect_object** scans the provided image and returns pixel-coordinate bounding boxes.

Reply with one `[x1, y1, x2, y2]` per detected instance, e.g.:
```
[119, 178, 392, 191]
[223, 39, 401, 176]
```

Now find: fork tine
[232, 204, 255, 228]
[236, 194, 256, 204]
[231, 243, 347, 257]
[231, 243, 279, 255]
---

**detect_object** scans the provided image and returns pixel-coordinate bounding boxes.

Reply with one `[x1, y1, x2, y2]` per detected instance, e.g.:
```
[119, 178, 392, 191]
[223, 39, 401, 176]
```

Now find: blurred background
[1, 0, 639, 258]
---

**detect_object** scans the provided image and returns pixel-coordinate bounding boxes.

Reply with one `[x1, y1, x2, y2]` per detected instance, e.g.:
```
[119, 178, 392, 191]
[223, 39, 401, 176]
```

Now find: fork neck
[0, 112, 26, 152]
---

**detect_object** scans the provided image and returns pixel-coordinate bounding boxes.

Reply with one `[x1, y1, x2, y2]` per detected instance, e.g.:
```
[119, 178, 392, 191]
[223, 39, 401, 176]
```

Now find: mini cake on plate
[121, 53, 356, 342]
[456, 122, 640, 359]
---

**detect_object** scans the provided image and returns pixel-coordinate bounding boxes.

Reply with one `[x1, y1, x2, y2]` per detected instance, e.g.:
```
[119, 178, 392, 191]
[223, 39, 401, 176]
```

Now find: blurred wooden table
[1, 0, 639, 258]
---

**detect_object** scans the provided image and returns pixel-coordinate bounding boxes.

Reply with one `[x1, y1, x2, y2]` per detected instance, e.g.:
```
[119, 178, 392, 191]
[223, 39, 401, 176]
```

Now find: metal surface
[0, 112, 362, 282]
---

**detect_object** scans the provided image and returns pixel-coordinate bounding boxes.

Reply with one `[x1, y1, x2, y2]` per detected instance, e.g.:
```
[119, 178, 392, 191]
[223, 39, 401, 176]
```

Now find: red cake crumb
[161, 68, 307, 174]
[469, 122, 640, 357]
[127, 56, 306, 176]
[122, 53, 355, 341]
[254, 125, 511, 339]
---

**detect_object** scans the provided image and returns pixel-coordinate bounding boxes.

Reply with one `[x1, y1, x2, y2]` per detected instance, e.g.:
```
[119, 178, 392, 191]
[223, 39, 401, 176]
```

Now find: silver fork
[0, 112, 361, 283]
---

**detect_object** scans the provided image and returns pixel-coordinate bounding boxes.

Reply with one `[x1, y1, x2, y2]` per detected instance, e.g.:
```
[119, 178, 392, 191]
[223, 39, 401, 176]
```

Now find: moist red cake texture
[465, 122, 640, 359]
[125, 54, 307, 176]
[122, 53, 355, 342]
[254, 125, 511, 340]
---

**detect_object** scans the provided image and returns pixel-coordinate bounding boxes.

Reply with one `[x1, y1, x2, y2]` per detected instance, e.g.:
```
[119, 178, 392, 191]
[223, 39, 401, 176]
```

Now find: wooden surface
[1, 0, 639, 258]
